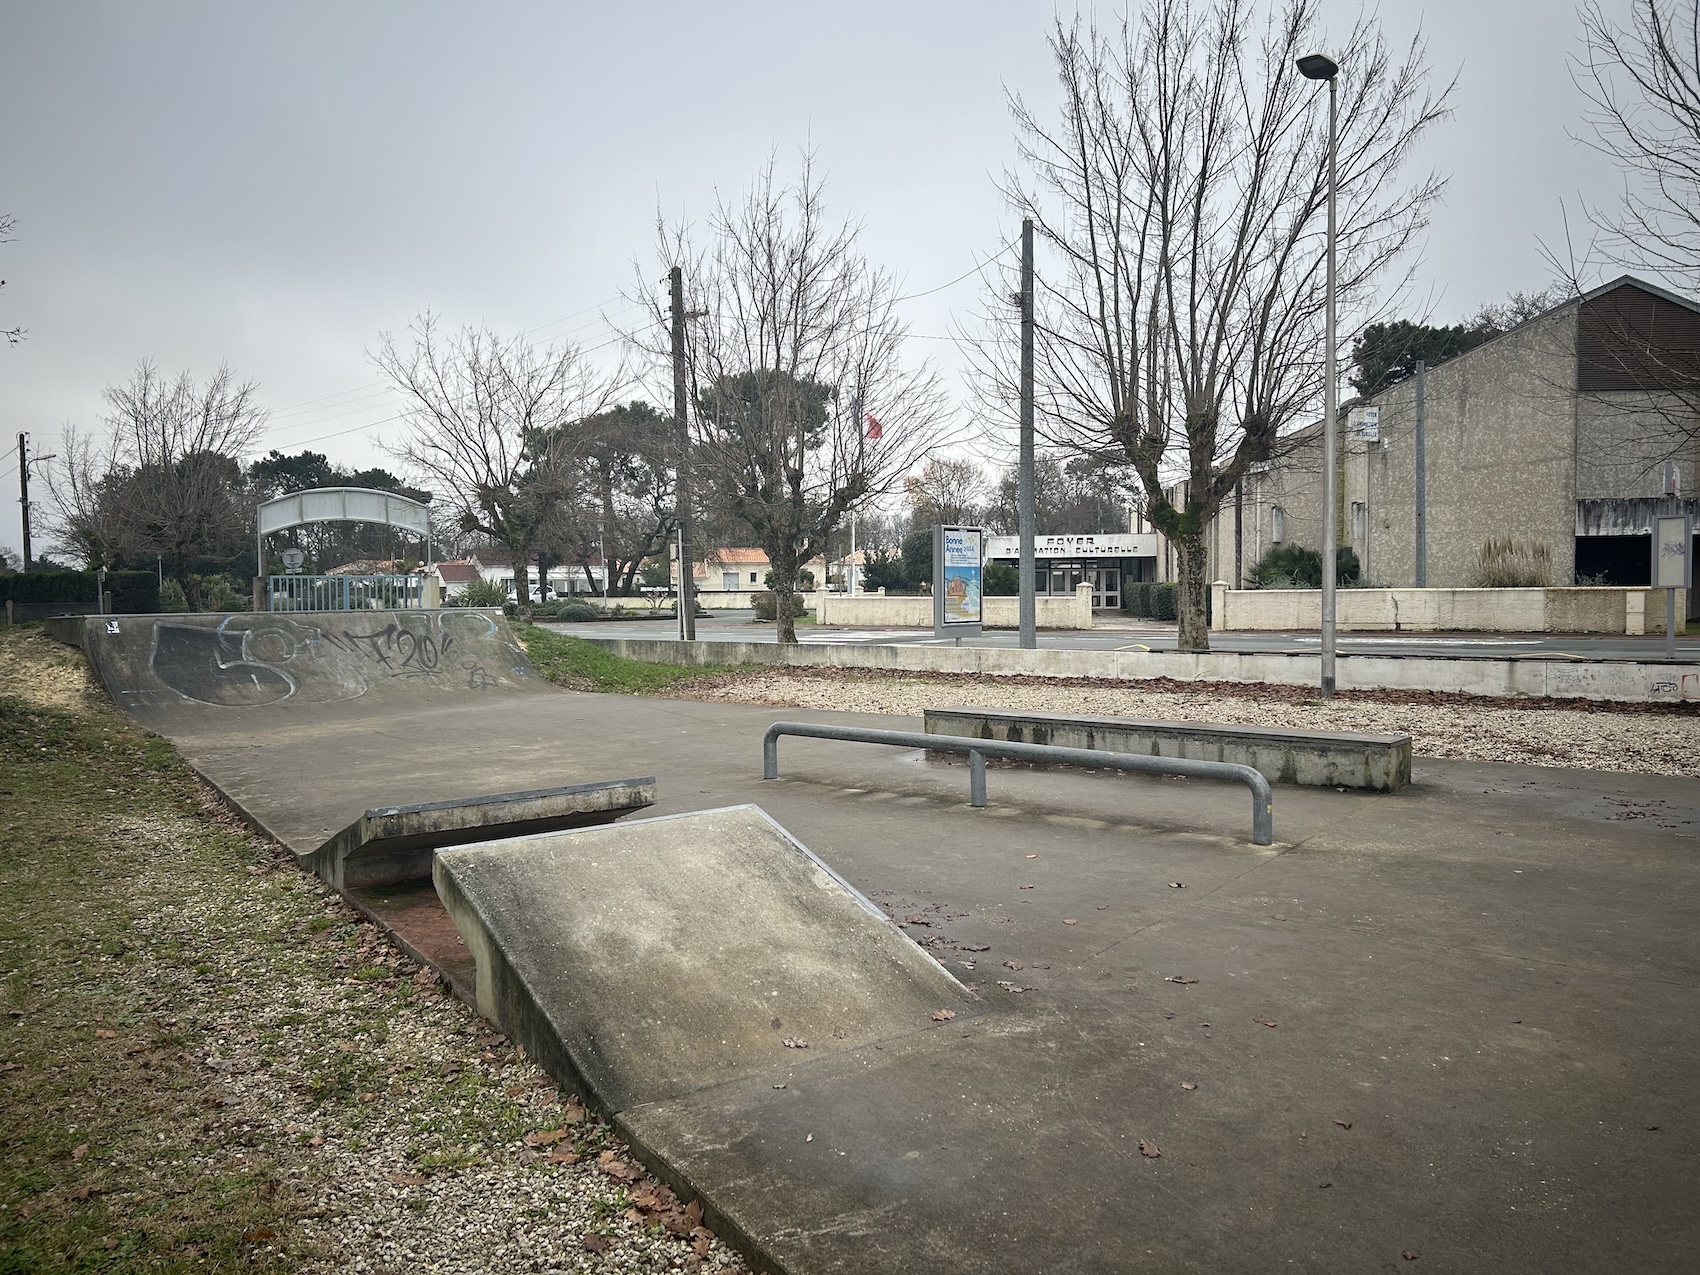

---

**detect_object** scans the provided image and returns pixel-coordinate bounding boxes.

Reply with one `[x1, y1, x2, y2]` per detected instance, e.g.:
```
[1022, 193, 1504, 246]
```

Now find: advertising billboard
[933, 525, 984, 638]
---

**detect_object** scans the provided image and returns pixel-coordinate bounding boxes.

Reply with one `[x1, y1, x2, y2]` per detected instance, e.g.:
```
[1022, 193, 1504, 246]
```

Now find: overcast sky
[0, 1, 1636, 559]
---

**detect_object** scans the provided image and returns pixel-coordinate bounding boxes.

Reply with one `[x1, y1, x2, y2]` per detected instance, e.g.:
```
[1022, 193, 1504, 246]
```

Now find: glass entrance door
[1092, 567, 1120, 610]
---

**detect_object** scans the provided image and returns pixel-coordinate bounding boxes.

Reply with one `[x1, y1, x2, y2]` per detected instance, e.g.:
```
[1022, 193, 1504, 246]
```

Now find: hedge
[0, 571, 160, 613]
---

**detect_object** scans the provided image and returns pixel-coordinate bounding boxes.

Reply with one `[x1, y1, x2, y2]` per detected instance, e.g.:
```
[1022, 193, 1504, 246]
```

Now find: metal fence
[268, 574, 425, 611]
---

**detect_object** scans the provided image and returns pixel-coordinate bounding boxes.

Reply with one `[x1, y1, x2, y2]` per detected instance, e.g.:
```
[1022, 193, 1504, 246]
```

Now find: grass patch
[516, 623, 744, 695]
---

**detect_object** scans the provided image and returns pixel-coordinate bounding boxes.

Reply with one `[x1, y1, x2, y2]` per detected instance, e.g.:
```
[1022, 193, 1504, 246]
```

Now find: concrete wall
[1575, 392, 1700, 500]
[812, 583, 1094, 630]
[1211, 584, 1687, 634]
[579, 635, 1700, 703]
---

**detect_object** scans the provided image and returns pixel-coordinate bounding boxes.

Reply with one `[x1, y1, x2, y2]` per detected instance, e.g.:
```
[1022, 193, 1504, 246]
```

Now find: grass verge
[517, 624, 745, 695]
[0, 626, 745, 1273]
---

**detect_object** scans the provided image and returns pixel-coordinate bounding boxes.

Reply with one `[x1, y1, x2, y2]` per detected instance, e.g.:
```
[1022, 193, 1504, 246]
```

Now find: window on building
[1272, 507, 1286, 543]
[1351, 502, 1366, 542]
[749, 571, 759, 584]
[722, 572, 739, 591]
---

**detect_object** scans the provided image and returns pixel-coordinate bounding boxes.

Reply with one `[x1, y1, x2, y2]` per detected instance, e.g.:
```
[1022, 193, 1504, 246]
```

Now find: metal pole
[17, 433, 32, 571]
[1667, 587, 1677, 661]
[1018, 218, 1037, 649]
[670, 266, 697, 641]
[1319, 76, 1339, 696]
[1414, 360, 1427, 588]
[1233, 481, 1243, 586]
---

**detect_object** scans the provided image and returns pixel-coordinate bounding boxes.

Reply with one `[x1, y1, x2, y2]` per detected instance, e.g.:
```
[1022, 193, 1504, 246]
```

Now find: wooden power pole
[17, 432, 32, 571]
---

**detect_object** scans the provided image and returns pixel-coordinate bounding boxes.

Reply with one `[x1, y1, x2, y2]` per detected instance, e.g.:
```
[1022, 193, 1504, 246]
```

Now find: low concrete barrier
[576, 634, 1700, 703]
[924, 706, 1410, 792]
[812, 583, 1094, 630]
[1211, 584, 1687, 635]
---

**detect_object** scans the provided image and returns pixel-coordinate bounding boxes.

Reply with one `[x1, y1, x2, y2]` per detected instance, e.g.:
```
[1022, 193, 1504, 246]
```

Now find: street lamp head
[1296, 53, 1339, 81]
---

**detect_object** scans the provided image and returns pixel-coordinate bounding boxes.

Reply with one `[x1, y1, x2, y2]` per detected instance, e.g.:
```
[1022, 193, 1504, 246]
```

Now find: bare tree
[903, 456, 987, 529]
[636, 159, 955, 643]
[70, 362, 267, 609]
[1, 213, 23, 347]
[1576, 0, 1700, 291]
[374, 313, 621, 605]
[989, 0, 1449, 649]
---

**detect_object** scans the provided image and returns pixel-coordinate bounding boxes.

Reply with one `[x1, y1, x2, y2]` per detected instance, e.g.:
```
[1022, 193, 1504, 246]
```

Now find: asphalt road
[542, 609, 1700, 662]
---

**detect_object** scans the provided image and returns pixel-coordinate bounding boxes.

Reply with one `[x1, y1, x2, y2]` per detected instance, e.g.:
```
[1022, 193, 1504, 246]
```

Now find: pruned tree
[636, 158, 954, 643]
[1576, 0, 1700, 291]
[55, 362, 267, 609]
[374, 313, 621, 605]
[989, 0, 1449, 650]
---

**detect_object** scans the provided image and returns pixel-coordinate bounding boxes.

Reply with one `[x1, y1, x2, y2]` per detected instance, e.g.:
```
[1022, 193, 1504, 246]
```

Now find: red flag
[865, 413, 884, 440]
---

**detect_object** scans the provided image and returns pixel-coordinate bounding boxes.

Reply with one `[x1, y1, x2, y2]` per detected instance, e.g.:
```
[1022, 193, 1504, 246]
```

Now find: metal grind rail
[761, 721, 1275, 846]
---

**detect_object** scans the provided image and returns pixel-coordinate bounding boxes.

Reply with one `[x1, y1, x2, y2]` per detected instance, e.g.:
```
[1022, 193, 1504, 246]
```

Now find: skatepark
[39, 608, 1700, 1273]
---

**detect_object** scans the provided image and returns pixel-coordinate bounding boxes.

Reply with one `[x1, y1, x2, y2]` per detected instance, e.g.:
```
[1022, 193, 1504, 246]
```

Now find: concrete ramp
[48, 609, 536, 735]
[305, 778, 657, 890]
[434, 805, 977, 1110]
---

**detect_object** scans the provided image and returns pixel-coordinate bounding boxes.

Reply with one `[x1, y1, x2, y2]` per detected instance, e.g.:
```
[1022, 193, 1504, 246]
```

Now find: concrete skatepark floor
[14, 616, 1700, 1272]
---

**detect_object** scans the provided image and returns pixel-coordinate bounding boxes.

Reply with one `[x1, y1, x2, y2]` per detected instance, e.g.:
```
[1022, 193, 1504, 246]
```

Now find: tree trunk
[770, 546, 802, 645]
[175, 551, 201, 613]
[512, 547, 531, 606]
[1174, 532, 1212, 653]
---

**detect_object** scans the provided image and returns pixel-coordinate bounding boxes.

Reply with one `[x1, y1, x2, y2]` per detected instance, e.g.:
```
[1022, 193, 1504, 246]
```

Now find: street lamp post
[1298, 51, 1340, 697]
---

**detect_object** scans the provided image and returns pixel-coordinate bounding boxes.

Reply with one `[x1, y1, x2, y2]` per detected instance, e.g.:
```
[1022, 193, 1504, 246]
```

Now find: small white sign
[1653, 515, 1692, 589]
[1349, 406, 1380, 442]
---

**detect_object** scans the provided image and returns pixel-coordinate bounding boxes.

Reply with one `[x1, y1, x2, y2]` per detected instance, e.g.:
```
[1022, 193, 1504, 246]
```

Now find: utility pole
[17, 433, 32, 571]
[1414, 360, 1427, 588]
[669, 267, 697, 641]
[1018, 218, 1037, 649]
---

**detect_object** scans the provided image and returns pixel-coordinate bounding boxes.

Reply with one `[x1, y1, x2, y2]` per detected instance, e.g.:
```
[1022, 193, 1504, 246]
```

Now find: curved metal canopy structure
[256, 486, 432, 573]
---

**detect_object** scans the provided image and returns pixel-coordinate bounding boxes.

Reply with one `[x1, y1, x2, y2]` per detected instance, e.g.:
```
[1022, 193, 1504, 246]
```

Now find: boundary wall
[810, 582, 1094, 630]
[577, 634, 1700, 703]
[1212, 584, 1687, 635]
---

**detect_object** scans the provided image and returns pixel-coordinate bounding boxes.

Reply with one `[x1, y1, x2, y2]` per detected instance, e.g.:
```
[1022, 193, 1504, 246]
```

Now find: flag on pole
[865, 413, 884, 440]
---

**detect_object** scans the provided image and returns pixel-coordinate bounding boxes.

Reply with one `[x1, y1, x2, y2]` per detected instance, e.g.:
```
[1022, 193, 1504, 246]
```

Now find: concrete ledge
[924, 706, 1411, 792]
[578, 634, 1700, 703]
[305, 778, 657, 890]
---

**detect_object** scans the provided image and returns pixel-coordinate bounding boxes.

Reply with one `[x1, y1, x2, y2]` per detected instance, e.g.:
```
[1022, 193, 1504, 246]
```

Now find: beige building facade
[1158, 277, 1700, 604]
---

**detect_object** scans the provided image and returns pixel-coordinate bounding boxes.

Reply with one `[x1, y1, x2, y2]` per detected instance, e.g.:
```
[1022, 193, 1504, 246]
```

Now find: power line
[893, 243, 1016, 304]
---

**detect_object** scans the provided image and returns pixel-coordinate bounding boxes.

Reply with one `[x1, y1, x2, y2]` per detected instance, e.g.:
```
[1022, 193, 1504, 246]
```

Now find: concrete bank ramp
[49, 609, 535, 735]
[434, 805, 977, 1111]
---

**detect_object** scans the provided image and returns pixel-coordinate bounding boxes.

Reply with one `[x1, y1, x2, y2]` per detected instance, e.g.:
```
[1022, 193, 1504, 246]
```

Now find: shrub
[532, 599, 599, 622]
[1246, 543, 1361, 589]
[983, 562, 1019, 596]
[860, 548, 910, 594]
[752, 590, 807, 621]
[458, 578, 509, 608]
[1477, 537, 1552, 588]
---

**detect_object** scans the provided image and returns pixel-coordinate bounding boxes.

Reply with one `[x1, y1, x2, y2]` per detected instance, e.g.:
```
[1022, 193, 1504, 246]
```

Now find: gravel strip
[678, 668, 1700, 776]
[5, 629, 750, 1274]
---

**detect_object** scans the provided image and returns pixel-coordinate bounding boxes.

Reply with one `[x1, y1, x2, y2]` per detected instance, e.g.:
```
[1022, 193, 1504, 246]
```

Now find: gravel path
[680, 669, 1700, 777]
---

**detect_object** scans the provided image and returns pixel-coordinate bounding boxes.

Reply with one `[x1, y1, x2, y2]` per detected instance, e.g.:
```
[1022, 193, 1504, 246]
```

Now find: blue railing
[268, 574, 425, 611]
